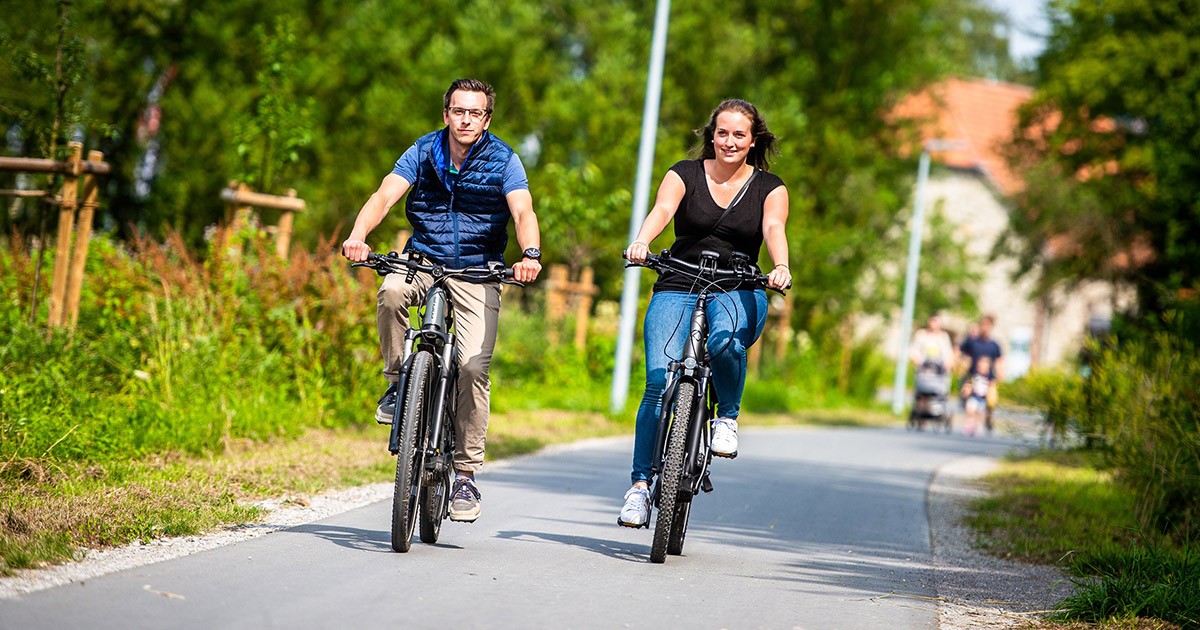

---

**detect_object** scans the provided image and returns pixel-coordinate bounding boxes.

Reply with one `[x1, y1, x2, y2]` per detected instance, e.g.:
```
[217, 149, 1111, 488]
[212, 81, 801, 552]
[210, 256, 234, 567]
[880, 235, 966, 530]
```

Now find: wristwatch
[522, 247, 542, 261]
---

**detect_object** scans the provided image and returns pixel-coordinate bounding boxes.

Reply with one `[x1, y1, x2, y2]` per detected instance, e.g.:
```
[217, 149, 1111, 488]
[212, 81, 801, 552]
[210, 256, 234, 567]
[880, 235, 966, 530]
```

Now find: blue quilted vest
[404, 129, 514, 267]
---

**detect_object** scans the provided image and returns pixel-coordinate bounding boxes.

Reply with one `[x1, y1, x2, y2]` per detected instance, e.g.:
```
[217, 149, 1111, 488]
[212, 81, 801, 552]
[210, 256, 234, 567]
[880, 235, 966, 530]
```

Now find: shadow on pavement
[288, 523, 464, 553]
[495, 529, 647, 563]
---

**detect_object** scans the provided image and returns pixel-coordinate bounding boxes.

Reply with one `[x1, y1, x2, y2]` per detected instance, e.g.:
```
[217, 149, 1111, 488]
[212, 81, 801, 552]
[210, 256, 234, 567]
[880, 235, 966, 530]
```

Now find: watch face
[523, 248, 541, 260]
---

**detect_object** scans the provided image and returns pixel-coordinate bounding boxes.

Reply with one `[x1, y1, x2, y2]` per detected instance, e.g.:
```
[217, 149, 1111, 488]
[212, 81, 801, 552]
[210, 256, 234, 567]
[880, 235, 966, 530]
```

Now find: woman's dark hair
[443, 78, 495, 114]
[691, 99, 778, 171]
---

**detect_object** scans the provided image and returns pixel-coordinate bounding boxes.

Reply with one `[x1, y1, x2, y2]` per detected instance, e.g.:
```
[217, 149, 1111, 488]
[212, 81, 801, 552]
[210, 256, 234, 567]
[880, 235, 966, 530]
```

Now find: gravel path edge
[929, 454, 1072, 629]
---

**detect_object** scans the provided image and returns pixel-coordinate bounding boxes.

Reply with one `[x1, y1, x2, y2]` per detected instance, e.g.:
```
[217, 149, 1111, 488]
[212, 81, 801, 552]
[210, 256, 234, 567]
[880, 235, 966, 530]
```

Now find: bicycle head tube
[422, 286, 449, 336]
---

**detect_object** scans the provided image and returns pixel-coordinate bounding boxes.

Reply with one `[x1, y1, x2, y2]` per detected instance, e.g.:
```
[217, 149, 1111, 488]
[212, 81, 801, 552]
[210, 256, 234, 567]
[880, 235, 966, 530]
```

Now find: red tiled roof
[895, 78, 1156, 271]
[892, 77, 1034, 195]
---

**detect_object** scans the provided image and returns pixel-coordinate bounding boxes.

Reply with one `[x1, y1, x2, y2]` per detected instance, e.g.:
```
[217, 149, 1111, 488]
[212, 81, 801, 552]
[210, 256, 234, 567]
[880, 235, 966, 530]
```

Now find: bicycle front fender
[388, 353, 419, 455]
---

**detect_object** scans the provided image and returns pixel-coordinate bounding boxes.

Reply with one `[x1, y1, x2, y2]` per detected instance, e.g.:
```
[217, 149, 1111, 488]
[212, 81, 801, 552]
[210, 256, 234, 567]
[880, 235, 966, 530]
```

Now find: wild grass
[969, 449, 1200, 628]
[1054, 546, 1200, 628]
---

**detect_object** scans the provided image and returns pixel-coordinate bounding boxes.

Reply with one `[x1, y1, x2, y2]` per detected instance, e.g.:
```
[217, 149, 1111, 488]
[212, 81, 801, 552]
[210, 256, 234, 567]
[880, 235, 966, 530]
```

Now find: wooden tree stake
[64, 150, 104, 330]
[47, 142, 83, 329]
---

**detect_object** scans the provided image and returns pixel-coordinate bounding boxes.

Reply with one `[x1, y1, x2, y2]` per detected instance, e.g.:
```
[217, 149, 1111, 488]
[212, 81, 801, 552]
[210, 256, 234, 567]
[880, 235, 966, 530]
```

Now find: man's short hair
[980, 314, 996, 325]
[444, 78, 495, 114]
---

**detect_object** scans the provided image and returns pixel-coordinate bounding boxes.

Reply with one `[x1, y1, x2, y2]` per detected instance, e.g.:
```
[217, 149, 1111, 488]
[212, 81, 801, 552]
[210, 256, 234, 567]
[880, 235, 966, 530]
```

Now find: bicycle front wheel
[392, 351, 434, 553]
[651, 380, 694, 564]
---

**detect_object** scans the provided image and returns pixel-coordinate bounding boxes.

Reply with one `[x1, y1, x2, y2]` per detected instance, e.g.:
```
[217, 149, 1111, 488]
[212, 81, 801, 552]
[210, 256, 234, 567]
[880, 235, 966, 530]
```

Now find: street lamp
[891, 139, 967, 415]
[611, 0, 672, 413]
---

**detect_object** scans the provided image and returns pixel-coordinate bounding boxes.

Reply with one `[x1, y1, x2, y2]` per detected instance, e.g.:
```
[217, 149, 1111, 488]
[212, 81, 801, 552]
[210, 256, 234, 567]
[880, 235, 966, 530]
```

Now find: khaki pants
[377, 272, 501, 472]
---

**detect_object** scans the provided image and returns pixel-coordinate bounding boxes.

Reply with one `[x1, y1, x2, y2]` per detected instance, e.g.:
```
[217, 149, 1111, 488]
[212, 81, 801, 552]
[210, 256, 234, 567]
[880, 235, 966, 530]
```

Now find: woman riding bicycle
[619, 99, 791, 527]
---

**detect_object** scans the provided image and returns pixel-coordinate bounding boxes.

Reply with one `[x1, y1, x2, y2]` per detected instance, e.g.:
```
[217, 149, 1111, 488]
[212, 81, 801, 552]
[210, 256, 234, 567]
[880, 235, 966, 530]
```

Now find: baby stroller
[908, 360, 952, 432]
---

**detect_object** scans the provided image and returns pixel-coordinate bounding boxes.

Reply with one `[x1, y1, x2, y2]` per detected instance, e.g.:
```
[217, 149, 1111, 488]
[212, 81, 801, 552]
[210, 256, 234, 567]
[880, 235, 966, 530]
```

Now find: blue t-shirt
[391, 134, 528, 194]
[960, 336, 1002, 377]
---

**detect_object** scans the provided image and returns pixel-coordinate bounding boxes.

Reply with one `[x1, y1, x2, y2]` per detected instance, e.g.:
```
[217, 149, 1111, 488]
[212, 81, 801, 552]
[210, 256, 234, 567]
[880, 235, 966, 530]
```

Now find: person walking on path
[341, 78, 542, 523]
[958, 315, 1003, 433]
[909, 312, 955, 370]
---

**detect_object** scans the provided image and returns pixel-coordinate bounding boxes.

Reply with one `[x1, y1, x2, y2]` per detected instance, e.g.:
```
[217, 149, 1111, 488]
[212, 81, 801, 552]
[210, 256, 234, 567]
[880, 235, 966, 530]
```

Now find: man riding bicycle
[341, 78, 542, 523]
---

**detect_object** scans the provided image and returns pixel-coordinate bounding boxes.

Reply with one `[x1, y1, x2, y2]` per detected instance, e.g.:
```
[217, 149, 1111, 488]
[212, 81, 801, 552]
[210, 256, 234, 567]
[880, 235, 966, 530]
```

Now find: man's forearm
[514, 210, 540, 251]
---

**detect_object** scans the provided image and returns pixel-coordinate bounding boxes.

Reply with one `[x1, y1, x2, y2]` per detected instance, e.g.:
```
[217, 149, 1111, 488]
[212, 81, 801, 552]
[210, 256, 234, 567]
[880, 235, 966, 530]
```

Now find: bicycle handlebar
[352, 251, 523, 286]
[624, 250, 789, 294]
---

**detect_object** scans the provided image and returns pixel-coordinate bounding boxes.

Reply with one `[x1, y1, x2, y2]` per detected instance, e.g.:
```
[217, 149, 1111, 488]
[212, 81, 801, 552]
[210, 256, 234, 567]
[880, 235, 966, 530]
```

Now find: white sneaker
[617, 486, 651, 528]
[710, 417, 738, 457]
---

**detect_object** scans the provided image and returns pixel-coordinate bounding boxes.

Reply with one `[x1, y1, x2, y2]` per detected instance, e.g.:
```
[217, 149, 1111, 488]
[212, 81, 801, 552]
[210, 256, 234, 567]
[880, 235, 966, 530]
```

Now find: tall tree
[1001, 0, 1200, 321]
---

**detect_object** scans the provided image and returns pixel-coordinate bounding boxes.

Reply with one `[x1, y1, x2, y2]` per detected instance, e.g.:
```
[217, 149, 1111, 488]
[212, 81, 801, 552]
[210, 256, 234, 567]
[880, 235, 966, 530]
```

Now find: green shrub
[1083, 333, 1200, 544]
[1002, 367, 1084, 444]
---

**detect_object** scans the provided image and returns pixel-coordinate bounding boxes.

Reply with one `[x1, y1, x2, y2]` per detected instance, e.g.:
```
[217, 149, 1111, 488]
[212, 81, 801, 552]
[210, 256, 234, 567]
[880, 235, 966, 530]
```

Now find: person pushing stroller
[908, 313, 955, 430]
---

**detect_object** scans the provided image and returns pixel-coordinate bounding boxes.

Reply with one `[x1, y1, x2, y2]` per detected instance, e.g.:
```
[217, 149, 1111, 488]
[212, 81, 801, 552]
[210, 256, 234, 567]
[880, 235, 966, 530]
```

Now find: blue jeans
[630, 289, 768, 484]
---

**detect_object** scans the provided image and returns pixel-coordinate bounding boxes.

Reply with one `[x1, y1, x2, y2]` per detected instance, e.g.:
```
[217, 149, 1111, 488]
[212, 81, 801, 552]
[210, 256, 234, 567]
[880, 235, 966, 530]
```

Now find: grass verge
[967, 449, 1199, 629]
[0, 407, 888, 576]
[0, 409, 633, 575]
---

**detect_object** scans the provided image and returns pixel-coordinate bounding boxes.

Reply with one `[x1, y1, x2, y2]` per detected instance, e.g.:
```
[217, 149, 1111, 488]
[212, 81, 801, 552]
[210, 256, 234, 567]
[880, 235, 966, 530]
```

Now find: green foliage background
[0, 0, 1013, 347]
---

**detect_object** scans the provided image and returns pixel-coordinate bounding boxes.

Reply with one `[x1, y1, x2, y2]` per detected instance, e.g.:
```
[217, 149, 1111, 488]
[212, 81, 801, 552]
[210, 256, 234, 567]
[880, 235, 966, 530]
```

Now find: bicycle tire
[392, 351, 434, 553]
[667, 497, 691, 555]
[651, 380, 694, 564]
[419, 409, 453, 544]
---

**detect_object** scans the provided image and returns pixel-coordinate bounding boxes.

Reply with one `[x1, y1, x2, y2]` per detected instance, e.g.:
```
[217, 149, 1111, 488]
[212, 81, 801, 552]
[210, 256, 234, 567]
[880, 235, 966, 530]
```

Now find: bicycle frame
[651, 289, 717, 503]
[355, 251, 515, 463]
[633, 250, 785, 503]
[389, 284, 458, 460]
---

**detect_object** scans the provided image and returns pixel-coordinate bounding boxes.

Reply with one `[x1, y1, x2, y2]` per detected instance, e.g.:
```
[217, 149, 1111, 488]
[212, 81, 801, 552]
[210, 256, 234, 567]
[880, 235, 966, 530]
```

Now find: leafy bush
[1001, 367, 1084, 444]
[1000, 317, 1200, 545]
[1078, 333, 1200, 544]
[0, 229, 382, 466]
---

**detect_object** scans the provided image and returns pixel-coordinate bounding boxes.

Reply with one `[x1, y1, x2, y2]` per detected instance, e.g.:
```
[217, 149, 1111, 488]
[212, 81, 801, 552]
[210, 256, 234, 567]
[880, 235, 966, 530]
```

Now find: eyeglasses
[446, 107, 490, 121]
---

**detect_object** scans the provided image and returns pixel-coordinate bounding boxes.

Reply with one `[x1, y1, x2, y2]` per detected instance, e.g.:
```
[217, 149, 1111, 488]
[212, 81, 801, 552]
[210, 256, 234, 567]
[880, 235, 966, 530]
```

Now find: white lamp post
[891, 139, 966, 415]
[611, 0, 672, 413]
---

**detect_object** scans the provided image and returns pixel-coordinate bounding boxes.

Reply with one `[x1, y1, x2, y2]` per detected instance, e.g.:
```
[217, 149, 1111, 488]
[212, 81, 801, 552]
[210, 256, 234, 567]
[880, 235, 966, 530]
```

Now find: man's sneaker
[710, 417, 738, 458]
[375, 383, 398, 425]
[617, 486, 651, 528]
[449, 477, 481, 522]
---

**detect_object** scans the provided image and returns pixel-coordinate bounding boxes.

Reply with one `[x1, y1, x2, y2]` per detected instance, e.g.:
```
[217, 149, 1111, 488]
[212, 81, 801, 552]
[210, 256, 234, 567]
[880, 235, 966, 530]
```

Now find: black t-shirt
[653, 159, 786, 293]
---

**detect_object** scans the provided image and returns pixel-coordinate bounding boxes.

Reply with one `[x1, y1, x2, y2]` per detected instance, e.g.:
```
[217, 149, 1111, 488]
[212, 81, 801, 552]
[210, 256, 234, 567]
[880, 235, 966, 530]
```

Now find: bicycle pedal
[712, 450, 737, 459]
[616, 517, 650, 529]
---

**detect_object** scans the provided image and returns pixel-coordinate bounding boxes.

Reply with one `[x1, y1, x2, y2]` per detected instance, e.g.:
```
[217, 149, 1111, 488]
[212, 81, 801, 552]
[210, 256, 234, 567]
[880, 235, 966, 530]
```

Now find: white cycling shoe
[617, 486, 651, 528]
[710, 417, 739, 458]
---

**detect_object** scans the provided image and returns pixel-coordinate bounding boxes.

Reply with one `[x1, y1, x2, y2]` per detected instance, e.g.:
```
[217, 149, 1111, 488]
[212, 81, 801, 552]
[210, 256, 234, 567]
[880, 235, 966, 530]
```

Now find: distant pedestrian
[960, 355, 996, 437]
[958, 315, 1003, 432]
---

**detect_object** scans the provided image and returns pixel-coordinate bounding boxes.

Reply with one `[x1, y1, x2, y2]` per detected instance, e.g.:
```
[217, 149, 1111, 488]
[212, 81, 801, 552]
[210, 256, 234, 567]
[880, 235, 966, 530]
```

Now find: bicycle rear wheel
[651, 381, 694, 564]
[392, 351, 434, 553]
[419, 412, 453, 544]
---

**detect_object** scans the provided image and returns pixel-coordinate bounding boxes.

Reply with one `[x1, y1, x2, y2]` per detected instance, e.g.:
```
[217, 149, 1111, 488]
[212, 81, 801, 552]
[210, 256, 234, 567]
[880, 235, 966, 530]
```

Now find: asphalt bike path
[0, 426, 1017, 629]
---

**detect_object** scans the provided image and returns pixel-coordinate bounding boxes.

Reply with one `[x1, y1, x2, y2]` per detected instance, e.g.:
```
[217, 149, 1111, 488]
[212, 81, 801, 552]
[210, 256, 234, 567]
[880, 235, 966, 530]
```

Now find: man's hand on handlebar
[341, 238, 371, 262]
[511, 258, 541, 283]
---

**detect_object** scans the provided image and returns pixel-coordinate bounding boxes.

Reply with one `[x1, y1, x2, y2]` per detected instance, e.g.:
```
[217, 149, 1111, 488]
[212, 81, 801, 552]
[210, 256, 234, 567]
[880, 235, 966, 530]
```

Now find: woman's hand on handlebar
[767, 264, 791, 291]
[341, 238, 371, 262]
[624, 240, 650, 264]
